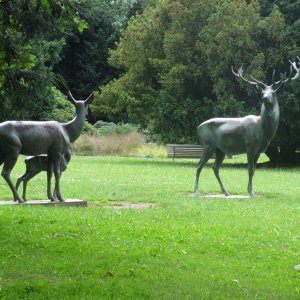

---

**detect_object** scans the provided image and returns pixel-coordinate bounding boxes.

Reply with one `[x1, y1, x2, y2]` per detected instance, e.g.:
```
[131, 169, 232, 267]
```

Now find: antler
[290, 57, 300, 81]
[84, 92, 94, 104]
[67, 90, 94, 104]
[272, 58, 300, 90]
[67, 90, 77, 104]
[232, 59, 300, 91]
[231, 66, 266, 88]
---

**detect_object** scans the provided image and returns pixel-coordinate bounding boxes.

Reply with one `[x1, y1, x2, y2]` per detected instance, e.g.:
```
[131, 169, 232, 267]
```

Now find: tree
[93, 0, 300, 163]
[93, 0, 218, 142]
[258, 0, 300, 161]
[54, 0, 144, 99]
[0, 0, 81, 121]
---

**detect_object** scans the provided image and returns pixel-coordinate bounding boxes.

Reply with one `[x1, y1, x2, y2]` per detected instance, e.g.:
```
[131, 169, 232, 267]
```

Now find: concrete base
[197, 194, 251, 199]
[0, 199, 88, 207]
[189, 192, 252, 199]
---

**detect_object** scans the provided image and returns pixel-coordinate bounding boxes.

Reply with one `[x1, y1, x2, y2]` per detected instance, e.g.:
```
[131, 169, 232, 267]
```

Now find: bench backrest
[166, 144, 216, 160]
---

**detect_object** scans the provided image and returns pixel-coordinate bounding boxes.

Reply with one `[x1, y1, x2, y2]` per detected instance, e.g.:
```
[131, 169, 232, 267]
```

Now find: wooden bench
[166, 144, 216, 161]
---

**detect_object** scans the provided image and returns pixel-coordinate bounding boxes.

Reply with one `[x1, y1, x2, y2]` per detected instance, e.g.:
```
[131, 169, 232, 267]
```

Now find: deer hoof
[194, 192, 202, 197]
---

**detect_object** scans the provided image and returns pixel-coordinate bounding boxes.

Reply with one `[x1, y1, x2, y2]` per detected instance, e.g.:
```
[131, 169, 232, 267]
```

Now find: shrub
[40, 87, 75, 122]
[72, 132, 145, 156]
[92, 121, 140, 137]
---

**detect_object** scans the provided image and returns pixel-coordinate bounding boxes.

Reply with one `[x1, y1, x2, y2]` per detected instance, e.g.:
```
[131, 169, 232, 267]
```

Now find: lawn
[0, 155, 300, 299]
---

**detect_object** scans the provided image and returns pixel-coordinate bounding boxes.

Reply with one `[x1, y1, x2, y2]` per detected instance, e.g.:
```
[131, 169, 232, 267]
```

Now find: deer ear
[67, 91, 77, 105]
[84, 92, 94, 105]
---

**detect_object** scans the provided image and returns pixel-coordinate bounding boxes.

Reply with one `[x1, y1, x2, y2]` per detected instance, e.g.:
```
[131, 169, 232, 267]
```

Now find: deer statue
[15, 149, 72, 201]
[194, 59, 300, 197]
[0, 91, 93, 203]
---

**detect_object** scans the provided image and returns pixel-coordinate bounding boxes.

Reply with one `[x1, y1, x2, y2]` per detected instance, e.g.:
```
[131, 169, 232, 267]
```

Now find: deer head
[67, 90, 94, 117]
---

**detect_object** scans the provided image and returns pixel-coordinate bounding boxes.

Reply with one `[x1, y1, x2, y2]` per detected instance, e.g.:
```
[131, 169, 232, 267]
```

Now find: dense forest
[1, 0, 300, 162]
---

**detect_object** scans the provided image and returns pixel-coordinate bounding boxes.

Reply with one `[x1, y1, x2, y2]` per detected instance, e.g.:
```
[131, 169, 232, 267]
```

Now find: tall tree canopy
[54, 0, 142, 99]
[92, 0, 300, 162]
[0, 0, 143, 123]
[0, 0, 82, 121]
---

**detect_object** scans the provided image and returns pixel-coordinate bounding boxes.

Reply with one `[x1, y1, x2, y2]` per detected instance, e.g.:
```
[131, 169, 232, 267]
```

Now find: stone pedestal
[0, 199, 88, 207]
[199, 194, 251, 199]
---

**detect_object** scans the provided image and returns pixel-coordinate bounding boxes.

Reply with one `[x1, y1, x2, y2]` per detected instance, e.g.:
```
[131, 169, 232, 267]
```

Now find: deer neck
[63, 104, 86, 143]
[260, 98, 279, 141]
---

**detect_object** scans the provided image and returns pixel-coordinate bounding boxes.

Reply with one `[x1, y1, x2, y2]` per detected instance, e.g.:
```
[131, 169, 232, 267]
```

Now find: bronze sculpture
[0, 91, 93, 203]
[16, 149, 71, 201]
[194, 60, 300, 197]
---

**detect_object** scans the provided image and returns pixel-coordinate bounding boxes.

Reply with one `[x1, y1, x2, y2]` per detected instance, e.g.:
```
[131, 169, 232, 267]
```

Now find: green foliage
[92, 83, 135, 124]
[80, 118, 141, 141]
[93, 0, 219, 142]
[92, 121, 139, 137]
[93, 0, 300, 161]
[40, 87, 75, 122]
[54, 0, 142, 102]
[0, 0, 79, 121]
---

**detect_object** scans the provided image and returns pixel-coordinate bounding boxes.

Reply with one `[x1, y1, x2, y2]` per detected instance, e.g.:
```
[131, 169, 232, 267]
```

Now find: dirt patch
[106, 201, 156, 209]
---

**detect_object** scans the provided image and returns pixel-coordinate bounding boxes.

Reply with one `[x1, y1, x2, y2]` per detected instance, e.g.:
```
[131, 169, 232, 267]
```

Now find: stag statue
[0, 91, 93, 203]
[16, 149, 71, 201]
[194, 60, 299, 197]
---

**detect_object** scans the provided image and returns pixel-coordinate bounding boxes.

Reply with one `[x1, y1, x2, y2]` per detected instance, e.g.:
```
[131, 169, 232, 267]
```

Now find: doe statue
[0, 91, 93, 203]
[194, 60, 300, 197]
[16, 149, 71, 201]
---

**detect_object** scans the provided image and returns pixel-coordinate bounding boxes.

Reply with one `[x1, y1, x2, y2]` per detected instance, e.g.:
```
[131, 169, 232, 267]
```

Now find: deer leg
[1, 155, 23, 203]
[16, 171, 32, 201]
[247, 153, 260, 197]
[16, 173, 27, 191]
[53, 187, 58, 200]
[212, 149, 230, 196]
[194, 147, 213, 196]
[53, 157, 64, 202]
[22, 171, 39, 201]
[52, 179, 58, 200]
[47, 162, 56, 201]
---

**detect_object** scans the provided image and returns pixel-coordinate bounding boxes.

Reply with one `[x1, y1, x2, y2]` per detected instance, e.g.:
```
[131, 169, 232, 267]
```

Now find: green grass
[0, 155, 300, 299]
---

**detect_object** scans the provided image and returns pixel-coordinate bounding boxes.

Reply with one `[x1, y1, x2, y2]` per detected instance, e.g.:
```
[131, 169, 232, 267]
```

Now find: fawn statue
[194, 60, 300, 197]
[0, 91, 93, 203]
[16, 149, 71, 201]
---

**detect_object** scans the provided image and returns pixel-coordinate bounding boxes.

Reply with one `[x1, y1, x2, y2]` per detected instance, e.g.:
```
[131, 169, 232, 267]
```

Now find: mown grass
[0, 154, 300, 299]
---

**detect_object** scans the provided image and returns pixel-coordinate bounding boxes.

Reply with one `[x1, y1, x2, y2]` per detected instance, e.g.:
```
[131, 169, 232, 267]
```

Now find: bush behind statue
[82, 121, 140, 137]
[72, 132, 145, 156]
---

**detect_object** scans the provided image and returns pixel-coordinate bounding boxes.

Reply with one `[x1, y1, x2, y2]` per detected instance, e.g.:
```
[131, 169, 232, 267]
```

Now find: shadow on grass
[96, 156, 300, 170]
[96, 157, 245, 169]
